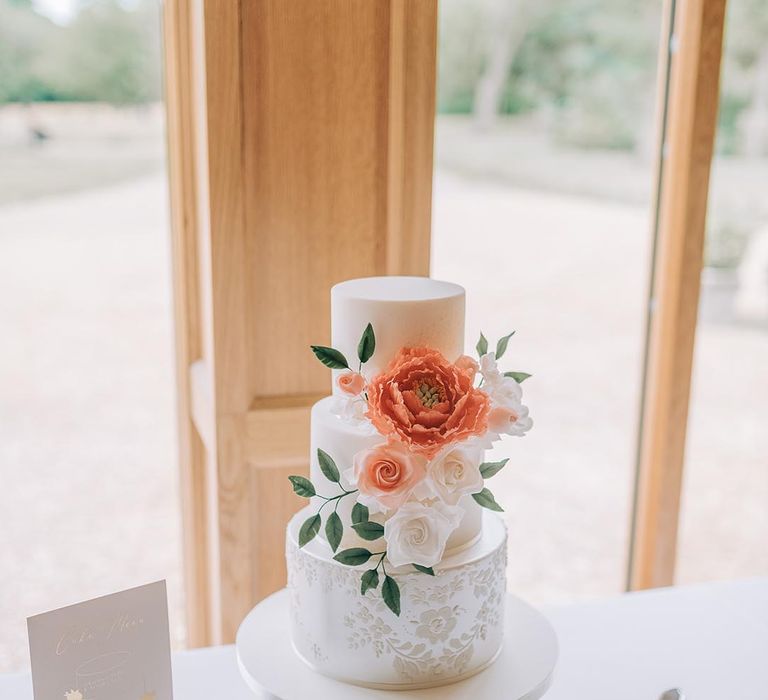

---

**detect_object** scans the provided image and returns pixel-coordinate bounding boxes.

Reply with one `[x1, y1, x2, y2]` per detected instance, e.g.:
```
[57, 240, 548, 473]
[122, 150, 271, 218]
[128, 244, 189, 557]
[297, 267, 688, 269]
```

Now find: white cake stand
[236, 589, 558, 700]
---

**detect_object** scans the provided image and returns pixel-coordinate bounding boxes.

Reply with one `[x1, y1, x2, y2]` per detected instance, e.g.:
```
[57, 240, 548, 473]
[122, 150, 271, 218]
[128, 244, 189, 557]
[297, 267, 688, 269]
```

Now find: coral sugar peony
[454, 354, 479, 381]
[366, 347, 490, 459]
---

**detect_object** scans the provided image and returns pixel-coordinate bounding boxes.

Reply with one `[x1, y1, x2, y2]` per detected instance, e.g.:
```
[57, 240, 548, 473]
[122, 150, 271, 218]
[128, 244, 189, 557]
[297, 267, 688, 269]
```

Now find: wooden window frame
[164, 0, 728, 647]
[628, 0, 728, 590]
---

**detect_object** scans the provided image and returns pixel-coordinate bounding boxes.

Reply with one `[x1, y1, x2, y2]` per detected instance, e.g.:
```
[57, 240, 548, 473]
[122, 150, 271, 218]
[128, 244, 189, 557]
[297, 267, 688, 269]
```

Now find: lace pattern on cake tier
[287, 537, 507, 684]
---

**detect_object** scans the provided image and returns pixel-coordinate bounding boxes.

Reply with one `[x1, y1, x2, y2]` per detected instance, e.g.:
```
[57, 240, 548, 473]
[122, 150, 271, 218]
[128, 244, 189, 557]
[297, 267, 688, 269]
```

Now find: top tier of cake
[330, 276, 465, 389]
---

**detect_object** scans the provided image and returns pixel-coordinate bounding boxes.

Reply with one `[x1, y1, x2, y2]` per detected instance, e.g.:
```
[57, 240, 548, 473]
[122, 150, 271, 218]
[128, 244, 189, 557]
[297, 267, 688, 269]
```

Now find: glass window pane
[676, 0, 768, 584]
[0, 1, 182, 672]
[432, 0, 665, 603]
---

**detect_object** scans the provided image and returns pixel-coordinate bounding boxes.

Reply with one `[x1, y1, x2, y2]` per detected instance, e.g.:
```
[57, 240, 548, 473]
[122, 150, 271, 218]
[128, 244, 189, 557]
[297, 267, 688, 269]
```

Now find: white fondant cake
[286, 276, 533, 689]
[330, 276, 465, 384]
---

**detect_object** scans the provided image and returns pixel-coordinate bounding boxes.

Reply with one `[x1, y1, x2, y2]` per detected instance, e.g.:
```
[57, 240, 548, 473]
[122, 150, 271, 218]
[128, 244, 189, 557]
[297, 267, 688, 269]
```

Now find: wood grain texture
[201, 0, 249, 414]
[163, 0, 210, 647]
[245, 405, 313, 599]
[385, 0, 437, 276]
[194, 0, 258, 643]
[165, 0, 438, 644]
[629, 0, 727, 590]
[241, 1, 387, 399]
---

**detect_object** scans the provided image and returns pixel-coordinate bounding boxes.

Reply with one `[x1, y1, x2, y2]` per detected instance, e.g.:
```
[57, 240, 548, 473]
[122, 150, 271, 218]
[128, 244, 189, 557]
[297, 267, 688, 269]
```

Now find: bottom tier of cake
[286, 508, 508, 690]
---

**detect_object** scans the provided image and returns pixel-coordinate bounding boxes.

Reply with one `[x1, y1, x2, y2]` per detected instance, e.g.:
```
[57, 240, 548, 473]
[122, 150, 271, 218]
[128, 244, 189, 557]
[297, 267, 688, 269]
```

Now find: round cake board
[236, 589, 558, 700]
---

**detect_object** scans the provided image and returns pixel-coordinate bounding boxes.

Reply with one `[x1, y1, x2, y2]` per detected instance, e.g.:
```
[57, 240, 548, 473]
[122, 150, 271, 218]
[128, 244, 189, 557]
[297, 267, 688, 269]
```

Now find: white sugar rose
[424, 444, 484, 505]
[384, 501, 462, 568]
[479, 352, 532, 437]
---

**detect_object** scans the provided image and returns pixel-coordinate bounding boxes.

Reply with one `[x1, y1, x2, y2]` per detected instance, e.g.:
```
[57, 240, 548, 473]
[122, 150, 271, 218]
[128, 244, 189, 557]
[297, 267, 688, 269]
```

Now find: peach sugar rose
[366, 347, 490, 459]
[337, 370, 366, 396]
[487, 405, 520, 434]
[349, 441, 427, 512]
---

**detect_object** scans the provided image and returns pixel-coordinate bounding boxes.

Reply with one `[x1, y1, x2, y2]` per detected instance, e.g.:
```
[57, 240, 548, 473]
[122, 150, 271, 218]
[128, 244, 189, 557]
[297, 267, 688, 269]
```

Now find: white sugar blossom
[384, 501, 463, 568]
[329, 395, 377, 434]
[479, 352, 532, 437]
[494, 401, 533, 436]
[417, 444, 484, 505]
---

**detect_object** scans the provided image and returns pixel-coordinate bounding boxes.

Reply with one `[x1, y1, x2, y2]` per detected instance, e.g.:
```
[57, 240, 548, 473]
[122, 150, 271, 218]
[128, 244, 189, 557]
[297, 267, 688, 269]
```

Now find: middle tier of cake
[309, 396, 483, 551]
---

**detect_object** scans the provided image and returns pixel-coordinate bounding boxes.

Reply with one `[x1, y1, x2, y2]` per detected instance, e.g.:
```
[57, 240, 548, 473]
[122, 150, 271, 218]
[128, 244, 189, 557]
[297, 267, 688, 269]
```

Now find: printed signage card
[27, 580, 173, 700]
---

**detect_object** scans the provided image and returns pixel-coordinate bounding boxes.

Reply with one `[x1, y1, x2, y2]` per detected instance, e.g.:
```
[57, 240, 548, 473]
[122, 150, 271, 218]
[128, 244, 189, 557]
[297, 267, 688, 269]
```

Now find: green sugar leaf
[412, 564, 435, 576]
[382, 575, 401, 616]
[360, 569, 380, 595]
[288, 475, 316, 498]
[298, 514, 321, 547]
[472, 487, 504, 512]
[310, 345, 350, 370]
[357, 323, 376, 364]
[352, 521, 385, 541]
[317, 448, 340, 483]
[351, 502, 369, 524]
[476, 332, 488, 357]
[333, 548, 373, 566]
[325, 511, 343, 553]
[479, 458, 509, 479]
[504, 371, 532, 384]
[495, 331, 516, 360]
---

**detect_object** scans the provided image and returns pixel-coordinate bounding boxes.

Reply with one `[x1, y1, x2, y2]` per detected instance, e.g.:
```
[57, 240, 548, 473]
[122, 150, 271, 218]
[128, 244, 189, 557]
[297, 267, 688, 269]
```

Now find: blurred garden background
[1, 0, 766, 674]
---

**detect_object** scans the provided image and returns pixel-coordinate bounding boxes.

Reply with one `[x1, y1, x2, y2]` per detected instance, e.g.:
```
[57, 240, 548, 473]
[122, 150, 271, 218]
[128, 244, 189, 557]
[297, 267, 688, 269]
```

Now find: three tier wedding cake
[285, 276, 532, 689]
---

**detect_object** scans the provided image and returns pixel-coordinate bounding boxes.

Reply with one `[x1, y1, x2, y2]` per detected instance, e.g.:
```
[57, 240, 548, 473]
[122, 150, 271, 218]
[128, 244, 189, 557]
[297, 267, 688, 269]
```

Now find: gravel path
[0, 174, 182, 672]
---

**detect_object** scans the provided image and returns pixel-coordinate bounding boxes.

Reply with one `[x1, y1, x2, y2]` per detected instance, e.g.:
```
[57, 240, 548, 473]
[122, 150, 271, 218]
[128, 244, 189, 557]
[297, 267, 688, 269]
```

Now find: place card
[27, 580, 173, 700]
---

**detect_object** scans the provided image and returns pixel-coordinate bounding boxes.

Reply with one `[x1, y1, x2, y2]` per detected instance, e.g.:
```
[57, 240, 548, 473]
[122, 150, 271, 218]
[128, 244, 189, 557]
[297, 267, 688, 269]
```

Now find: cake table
[236, 589, 558, 699]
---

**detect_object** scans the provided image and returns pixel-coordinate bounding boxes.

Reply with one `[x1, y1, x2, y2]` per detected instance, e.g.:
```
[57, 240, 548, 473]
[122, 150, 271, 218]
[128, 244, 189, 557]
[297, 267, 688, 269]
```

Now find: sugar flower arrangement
[288, 324, 532, 616]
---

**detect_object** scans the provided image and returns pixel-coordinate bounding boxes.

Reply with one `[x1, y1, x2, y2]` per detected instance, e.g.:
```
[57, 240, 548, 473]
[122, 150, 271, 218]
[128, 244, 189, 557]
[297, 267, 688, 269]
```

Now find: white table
[3, 578, 766, 699]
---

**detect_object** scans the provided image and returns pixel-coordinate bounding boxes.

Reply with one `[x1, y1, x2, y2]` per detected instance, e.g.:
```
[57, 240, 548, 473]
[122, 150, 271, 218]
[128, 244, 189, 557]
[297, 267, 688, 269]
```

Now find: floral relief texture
[287, 532, 507, 684]
[415, 607, 457, 643]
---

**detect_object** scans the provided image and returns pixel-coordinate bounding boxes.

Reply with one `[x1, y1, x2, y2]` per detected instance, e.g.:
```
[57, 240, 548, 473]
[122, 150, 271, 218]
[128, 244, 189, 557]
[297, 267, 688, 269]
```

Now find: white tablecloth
[3, 578, 766, 699]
